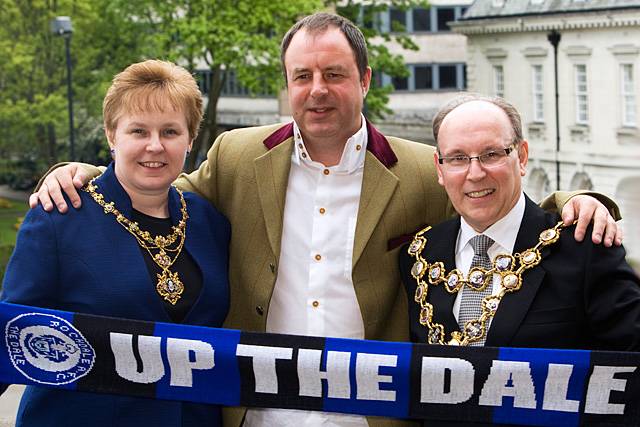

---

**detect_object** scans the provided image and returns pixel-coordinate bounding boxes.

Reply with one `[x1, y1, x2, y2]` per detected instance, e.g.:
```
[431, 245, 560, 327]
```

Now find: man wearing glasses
[400, 95, 640, 363]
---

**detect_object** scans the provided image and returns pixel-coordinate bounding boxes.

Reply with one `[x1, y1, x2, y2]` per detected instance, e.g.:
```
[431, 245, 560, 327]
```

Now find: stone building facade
[453, 0, 640, 264]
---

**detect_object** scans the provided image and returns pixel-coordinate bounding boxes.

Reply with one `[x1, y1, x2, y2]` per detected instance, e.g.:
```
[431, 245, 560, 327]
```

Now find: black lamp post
[50, 16, 75, 161]
[547, 29, 561, 191]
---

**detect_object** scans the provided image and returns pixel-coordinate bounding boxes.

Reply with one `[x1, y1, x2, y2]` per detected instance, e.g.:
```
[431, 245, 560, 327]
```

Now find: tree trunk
[47, 122, 57, 164]
[186, 65, 224, 172]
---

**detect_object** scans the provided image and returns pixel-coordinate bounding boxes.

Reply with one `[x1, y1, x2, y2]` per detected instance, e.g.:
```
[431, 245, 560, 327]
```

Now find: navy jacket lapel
[485, 195, 553, 346]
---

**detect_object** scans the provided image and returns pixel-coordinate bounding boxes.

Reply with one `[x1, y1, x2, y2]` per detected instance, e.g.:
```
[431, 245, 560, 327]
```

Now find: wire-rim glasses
[437, 144, 517, 172]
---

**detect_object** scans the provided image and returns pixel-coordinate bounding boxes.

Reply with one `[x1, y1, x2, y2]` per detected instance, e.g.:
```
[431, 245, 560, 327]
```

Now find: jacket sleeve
[34, 162, 105, 191]
[539, 190, 621, 220]
[583, 239, 640, 350]
[1, 207, 60, 308]
[174, 131, 229, 207]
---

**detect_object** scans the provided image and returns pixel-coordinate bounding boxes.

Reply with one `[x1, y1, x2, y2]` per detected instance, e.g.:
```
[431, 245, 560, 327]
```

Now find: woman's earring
[110, 149, 115, 157]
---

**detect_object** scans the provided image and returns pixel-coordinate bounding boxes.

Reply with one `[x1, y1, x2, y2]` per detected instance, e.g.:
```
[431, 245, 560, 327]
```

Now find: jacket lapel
[259, 121, 399, 266]
[485, 196, 551, 346]
[254, 138, 293, 260]
[424, 218, 462, 336]
[352, 151, 399, 267]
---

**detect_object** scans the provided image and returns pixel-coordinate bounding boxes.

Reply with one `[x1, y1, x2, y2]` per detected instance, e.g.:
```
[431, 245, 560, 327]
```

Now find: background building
[452, 0, 640, 264]
[368, 0, 473, 142]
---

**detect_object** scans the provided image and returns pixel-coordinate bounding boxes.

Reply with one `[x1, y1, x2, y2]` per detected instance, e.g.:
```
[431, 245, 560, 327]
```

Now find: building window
[412, 7, 431, 32]
[574, 64, 589, 124]
[621, 64, 637, 127]
[384, 63, 466, 91]
[532, 65, 544, 122]
[414, 65, 433, 90]
[493, 65, 504, 98]
[381, 5, 467, 33]
[436, 7, 456, 32]
[389, 7, 407, 32]
[439, 65, 458, 89]
[195, 69, 271, 97]
[392, 74, 409, 91]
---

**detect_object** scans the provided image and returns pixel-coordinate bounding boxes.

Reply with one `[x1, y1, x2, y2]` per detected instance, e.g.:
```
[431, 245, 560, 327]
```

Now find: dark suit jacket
[400, 195, 640, 351]
[399, 195, 640, 426]
[1, 163, 230, 427]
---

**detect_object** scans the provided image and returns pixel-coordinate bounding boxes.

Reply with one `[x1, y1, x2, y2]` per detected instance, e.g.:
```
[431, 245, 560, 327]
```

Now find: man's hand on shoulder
[29, 163, 89, 213]
[561, 194, 622, 247]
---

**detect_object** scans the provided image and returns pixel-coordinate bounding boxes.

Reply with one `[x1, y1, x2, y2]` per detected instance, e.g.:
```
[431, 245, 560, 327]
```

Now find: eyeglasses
[438, 144, 516, 171]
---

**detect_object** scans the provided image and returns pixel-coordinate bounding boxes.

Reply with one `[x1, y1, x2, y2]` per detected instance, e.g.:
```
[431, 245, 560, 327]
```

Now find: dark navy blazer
[2, 163, 230, 427]
[400, 195, 640, 352]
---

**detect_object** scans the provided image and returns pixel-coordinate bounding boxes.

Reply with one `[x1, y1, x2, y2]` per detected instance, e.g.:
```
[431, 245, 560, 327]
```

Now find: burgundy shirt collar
[262, 120, 398, 169]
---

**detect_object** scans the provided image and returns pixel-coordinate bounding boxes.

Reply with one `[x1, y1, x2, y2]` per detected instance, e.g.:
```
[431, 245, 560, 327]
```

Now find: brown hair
[432, 93, 524, 146]
[103, 59, 203, 140]
[280, 12, 368, 82]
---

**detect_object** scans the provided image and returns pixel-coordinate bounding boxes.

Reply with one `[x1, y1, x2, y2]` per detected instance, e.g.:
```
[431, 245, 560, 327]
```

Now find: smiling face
[107, 105, 192, 198]
[284, 26, 371, 148]
[434, 100, 529, 232]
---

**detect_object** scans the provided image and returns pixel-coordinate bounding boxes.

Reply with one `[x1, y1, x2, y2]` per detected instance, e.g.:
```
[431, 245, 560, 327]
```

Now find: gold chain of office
[407, 221, 565, 346]
[83, 176, 189, 305]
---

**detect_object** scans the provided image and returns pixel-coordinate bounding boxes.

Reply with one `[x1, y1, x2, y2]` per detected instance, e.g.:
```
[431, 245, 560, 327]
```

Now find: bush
[0, 158, 40, 191]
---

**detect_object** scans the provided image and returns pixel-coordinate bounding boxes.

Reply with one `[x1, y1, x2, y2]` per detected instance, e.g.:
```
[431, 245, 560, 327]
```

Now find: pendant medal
[156, 270, 185, 305]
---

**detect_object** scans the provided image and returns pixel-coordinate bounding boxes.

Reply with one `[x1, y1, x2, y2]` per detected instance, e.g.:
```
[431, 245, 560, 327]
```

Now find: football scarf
[1, 302, 638, 426]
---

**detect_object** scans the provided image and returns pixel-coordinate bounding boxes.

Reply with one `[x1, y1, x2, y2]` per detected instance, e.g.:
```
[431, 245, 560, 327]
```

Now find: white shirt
[453, 192, 526, 323]
[244, 117, 370, 427]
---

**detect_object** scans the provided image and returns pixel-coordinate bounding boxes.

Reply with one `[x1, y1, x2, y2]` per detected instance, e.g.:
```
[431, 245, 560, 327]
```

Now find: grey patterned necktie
[458, 234, 494, 346]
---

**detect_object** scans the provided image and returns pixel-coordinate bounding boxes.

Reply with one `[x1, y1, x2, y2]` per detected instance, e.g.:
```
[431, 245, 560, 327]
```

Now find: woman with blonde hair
[2, 60, 229, 426]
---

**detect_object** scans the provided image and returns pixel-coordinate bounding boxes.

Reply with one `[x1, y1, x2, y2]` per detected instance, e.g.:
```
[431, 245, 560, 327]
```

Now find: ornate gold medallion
[156, 270, 185, 305]
[409, 221, 566, 346]
[83, 176, 189, 305]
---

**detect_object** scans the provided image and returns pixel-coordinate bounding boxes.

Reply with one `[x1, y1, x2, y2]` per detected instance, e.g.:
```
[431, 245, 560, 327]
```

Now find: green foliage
[0, 197, 28, 283]
[0, 0, 428, 175]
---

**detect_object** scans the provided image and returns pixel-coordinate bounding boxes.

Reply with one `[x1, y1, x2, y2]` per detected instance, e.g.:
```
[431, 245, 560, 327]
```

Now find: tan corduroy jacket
[177, 122, 450, 427]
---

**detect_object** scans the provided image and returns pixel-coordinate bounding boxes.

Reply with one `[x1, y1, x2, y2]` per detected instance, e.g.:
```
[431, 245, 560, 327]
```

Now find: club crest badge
[5, 313, 95, 385]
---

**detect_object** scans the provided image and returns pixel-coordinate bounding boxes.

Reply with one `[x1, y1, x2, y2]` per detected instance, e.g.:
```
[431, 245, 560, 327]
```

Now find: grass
[0, 197, 29, 281]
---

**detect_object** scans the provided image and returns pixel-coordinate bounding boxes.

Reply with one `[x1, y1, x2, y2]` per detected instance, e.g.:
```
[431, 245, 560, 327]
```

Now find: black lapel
[485, 195, 557, 346]
[422, 217, 461, 336]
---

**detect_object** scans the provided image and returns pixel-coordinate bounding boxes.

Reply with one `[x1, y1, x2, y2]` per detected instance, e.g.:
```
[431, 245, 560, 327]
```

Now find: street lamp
[547, 29, 561, 191]
[50, 16, 75, 161]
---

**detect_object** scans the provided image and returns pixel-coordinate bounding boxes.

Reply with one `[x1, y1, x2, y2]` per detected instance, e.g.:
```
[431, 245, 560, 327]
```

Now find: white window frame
[574, 64, 589, 124]
[493, 65, 504, 98]
[621, 63, 637, 127]
[532, 65, 544, 122]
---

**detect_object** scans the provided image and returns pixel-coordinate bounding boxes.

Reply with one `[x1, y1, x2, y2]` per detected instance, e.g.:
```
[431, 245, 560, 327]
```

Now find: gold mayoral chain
[83, 177, 189, 305]
[407, 221, 566, 346]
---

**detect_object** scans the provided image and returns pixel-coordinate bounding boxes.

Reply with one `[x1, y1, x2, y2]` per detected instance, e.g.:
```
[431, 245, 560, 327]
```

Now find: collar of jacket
[94, 162, 184, 226]
[262, 119, 399, 169]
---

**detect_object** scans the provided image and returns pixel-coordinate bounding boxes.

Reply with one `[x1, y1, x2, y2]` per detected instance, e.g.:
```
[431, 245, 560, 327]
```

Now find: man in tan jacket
[32, 13, 620, 427]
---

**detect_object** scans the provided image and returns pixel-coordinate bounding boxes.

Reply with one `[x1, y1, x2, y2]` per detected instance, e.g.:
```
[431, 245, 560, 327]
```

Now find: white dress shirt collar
[292, 114, 368, 172]
[458, 192, 526, 256]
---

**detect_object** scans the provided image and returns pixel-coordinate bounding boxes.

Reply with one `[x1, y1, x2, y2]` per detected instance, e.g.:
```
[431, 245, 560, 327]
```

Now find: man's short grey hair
[432, 93, 524, 146]
[280, 12, 369, 83]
